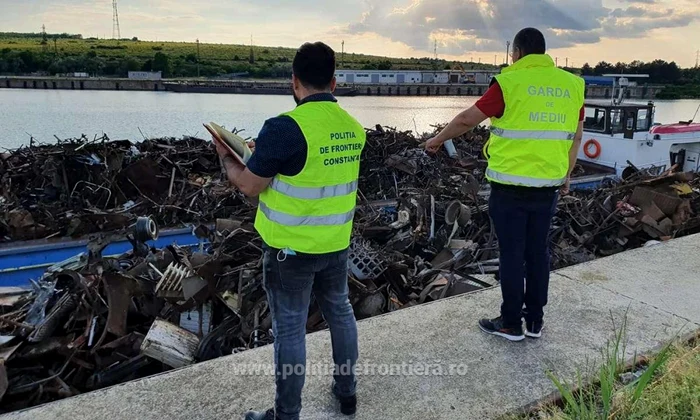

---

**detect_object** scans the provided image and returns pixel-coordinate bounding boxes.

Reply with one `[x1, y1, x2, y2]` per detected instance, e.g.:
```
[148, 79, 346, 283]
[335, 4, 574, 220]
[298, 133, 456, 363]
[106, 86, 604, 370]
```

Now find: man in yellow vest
[425, 28, 585, 342]
[214, 42, 365, 420]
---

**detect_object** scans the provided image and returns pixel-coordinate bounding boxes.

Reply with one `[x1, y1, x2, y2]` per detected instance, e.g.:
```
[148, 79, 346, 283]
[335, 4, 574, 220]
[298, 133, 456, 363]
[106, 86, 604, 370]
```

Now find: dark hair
[513, 28, 546, 57]
[292, 42, 336, 90]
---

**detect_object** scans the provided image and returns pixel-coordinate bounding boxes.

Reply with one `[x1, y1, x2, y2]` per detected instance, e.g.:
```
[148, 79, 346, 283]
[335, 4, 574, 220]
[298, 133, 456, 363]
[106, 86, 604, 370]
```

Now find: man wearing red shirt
[425, 28, 585, 342]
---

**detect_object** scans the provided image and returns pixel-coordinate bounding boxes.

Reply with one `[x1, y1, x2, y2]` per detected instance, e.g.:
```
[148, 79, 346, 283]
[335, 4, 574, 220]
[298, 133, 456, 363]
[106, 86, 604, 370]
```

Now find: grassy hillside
[0, 32, 498, 79]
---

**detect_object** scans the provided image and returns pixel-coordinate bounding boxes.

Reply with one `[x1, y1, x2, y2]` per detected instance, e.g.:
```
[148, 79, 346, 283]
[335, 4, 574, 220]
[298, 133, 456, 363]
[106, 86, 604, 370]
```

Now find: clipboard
[204, 123, 250, 166]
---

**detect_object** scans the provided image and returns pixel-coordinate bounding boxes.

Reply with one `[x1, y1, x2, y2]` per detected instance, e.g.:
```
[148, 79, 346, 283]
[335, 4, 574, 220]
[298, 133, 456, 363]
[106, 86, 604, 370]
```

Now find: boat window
[637, 109, 650, 131]
[584, 107, 607, 132]
[610, 110, 624, 133]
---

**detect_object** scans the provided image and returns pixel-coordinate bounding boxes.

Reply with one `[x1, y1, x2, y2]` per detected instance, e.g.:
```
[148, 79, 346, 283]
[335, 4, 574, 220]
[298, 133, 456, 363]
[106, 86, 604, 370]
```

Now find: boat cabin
[583, 100, 655, 140]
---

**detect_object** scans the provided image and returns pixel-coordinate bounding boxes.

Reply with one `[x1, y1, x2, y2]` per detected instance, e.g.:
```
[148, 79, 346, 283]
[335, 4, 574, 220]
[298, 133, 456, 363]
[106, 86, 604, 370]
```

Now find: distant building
[335, 69, 499, 85]
[335, 70, 423, 84]
[128, 71, 162, 80]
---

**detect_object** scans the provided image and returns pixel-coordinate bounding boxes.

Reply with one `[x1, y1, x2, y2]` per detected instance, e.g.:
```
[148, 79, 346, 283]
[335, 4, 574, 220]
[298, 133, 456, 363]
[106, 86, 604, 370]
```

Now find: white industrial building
[128, 71, 163, 80]
[335, 70, 423, 84]
[335, 69, 498, 85]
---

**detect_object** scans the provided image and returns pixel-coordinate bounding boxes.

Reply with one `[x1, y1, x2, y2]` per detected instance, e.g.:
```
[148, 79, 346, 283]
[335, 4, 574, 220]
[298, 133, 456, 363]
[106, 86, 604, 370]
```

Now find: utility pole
[566, 57, 569, 68]
[505, 41, 511, 65]
[341, 40, 345, 68]
[249, 34, 255, 64]
[494, 55, 497, 66]
[196, 39, 200, 77]
[434, 39, 438, 60]
[555, 57, 559, 67]
[478, 57, 481, 64]
[696, 50, 699, 68]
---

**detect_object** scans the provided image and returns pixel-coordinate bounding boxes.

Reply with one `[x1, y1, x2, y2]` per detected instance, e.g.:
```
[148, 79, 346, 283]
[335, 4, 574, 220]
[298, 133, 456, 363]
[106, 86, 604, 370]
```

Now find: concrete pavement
[4, 234, 700, 420]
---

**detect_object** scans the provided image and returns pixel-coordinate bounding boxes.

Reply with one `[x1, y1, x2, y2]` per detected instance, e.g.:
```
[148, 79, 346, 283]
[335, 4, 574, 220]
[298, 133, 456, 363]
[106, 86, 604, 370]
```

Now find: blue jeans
[489, 185, 558, 328]
[262, 247, 358, 420]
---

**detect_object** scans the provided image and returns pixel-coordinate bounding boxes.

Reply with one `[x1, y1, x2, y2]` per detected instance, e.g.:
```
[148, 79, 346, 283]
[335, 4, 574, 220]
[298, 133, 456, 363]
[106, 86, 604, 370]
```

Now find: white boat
[578, 75, 700, 178]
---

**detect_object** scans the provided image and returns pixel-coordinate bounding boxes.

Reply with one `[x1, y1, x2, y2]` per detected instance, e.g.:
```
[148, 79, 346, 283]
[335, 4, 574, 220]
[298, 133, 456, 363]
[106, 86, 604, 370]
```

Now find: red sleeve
[475, 82, 505, 118]
[579, 106, 585, 122]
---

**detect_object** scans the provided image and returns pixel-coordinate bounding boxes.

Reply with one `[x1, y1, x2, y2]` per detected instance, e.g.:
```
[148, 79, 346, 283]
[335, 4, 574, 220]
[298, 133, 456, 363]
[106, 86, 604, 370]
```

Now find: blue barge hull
[0, 228, 203, 288]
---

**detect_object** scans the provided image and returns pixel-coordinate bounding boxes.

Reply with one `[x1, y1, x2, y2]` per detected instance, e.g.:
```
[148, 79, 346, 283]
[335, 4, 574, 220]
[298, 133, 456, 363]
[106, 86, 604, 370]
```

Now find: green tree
[593, 61, 614, 76]
[152, 52, 171, 77]
[581, 63, 593, 76]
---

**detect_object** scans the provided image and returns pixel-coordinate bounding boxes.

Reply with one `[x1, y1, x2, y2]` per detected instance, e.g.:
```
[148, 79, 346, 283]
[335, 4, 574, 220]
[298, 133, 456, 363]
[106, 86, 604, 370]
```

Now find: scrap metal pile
[0, 134, 249, 242]
[1, 127, 700, 412]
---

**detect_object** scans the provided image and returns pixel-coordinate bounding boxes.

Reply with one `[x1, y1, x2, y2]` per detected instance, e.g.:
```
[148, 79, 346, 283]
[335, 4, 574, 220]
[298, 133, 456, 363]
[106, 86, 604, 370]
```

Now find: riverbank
[657, 84, 700, 100]
[0, 76, 666, 99]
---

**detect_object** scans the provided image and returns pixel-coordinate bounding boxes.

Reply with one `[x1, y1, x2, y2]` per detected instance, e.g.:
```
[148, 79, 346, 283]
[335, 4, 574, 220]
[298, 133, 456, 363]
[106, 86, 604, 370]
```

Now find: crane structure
[112, 0, 121, 40]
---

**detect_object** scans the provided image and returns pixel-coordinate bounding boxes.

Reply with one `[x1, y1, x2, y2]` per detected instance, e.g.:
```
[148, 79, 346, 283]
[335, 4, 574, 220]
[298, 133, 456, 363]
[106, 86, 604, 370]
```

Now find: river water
[1, 89, 699, 149]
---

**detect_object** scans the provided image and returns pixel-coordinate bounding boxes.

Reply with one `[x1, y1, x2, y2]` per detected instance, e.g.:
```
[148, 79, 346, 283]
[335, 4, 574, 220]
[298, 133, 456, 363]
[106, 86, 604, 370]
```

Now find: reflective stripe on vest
[270, 178, 358, 200]
[486, 168, 566, 187]
[259, 202, 355, 226]
[490, 127, 575, 141]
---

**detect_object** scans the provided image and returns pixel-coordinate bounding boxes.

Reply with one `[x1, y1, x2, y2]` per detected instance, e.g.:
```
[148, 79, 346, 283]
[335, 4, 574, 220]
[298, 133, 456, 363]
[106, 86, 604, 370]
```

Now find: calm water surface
[1, 89, 699, 149]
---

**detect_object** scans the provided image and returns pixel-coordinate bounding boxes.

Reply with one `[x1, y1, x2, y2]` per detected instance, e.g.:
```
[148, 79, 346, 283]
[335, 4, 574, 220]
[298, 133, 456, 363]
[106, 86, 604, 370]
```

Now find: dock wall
[6, 234, 699, 420]
[0, 77, 666, 99]
[0, 77, 165, 92]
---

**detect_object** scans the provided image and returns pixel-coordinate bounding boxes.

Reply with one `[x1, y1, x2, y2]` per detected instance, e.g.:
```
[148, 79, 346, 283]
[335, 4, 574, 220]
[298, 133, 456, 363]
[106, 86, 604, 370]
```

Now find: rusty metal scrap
[1, 127, 700, 413]
[0, 134, 250, 242]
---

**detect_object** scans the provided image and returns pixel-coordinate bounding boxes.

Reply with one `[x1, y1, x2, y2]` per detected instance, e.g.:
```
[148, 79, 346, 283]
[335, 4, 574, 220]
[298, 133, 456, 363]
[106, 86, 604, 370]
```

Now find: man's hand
[560, 178, 571, 195]
[424, 137, 444, 154]
[213, 137, 231, 159]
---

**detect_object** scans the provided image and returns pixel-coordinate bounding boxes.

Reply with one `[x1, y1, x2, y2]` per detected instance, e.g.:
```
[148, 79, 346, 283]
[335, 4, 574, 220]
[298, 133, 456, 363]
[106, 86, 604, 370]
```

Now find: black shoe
[244, 408, 277, 420]
[525, 320, 544, 339]
[332, 386, 357, 415]
[478, 317, 525, 342]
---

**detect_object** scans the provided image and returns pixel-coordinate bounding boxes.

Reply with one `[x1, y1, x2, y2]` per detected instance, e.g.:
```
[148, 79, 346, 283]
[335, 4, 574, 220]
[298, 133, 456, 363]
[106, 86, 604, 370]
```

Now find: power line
[112, 0, 121, 40]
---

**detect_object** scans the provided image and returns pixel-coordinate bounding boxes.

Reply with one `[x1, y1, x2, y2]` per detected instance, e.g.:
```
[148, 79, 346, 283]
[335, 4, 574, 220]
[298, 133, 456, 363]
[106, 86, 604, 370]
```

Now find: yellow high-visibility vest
[485, 54, 585, 187]
[254, 101, 366, 254]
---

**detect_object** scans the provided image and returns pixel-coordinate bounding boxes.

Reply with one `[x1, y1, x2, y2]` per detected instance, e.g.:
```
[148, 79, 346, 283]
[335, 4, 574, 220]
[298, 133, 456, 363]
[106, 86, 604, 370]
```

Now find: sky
[1, 0, 699, 68]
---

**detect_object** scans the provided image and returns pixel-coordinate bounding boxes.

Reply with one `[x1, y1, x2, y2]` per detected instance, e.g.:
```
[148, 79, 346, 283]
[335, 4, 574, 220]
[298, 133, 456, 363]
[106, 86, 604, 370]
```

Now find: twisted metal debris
[0, 127, 699, 412]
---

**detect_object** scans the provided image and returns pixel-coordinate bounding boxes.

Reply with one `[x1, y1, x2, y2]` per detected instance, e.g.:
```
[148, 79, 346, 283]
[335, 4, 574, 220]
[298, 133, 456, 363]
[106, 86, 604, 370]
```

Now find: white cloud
[345, 0, 700, 56]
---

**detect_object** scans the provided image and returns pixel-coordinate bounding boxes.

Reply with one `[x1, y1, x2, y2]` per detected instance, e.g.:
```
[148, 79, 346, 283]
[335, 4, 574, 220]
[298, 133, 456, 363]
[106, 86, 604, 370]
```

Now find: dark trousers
[262, 247, 358, 420]
[488, 185, 558, 328]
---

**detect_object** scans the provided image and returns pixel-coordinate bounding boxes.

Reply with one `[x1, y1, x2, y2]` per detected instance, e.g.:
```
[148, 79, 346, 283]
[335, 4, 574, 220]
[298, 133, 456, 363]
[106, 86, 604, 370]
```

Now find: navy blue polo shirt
[247, 93, 338, 178]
